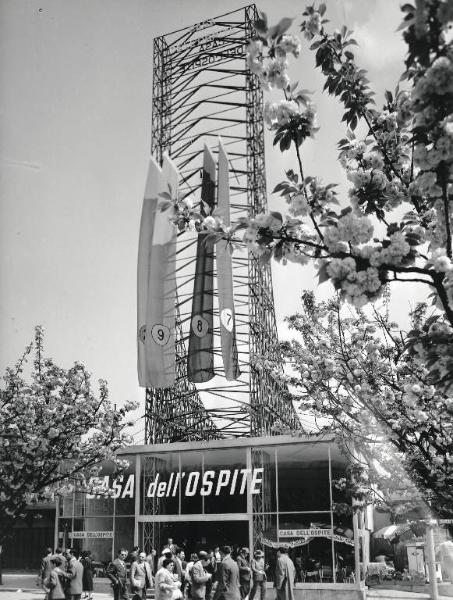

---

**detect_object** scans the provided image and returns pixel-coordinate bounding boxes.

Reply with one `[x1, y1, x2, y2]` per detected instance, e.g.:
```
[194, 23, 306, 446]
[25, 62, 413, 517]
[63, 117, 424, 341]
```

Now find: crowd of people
[105, 540, 296, 600]
[39, 547, 94, 600]
[39, 540, 297, 600]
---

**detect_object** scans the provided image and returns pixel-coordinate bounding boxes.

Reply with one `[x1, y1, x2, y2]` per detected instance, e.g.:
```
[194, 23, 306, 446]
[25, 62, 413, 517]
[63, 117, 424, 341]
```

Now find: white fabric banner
[137, 153, 178, 388]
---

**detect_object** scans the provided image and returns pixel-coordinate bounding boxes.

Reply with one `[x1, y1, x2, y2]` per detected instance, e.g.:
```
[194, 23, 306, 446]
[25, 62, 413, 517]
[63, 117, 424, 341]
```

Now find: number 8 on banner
[191, 315, 209, 338]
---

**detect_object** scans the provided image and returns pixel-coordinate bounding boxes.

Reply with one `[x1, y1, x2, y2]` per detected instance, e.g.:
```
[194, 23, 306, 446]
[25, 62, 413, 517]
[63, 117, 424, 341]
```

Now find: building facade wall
[57, 435, 357, 585]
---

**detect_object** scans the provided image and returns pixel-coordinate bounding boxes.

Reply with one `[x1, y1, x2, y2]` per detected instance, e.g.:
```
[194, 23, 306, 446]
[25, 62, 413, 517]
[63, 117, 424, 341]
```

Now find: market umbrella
[373, 524, 413, 542]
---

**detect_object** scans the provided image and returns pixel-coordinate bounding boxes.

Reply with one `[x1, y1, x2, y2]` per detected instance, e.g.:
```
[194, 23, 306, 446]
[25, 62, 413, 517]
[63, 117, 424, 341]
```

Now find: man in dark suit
[214, 546, 240, 600]
[191, 551, 212, 600]
[174, 547, 185, 585]
[64, 548, 84, 600]
[236, 548, 251, 600]
[107, 549, 129, 600]
[40, 547, 54, 599]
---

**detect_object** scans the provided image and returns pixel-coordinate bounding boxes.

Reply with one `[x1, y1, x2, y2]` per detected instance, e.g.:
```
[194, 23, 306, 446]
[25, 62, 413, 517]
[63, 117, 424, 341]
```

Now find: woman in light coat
[44, 557, 70, 600]
[155, 559, 181, 600]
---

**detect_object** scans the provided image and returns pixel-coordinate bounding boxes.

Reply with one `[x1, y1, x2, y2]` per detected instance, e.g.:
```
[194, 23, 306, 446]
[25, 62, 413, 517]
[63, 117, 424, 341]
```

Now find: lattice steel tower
[145, 5, 299, 443]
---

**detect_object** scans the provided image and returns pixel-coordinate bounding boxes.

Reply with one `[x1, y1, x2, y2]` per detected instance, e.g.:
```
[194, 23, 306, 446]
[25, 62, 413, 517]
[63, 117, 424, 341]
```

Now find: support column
[134, 454, 141, 547]
[246, 447, 254, 553]
[360, 509, 369, 573]
[328, 446, 336, 583]
[426, 523, 439, 600]
[353, 509, 361, 588]
[54, 496, 60, 551]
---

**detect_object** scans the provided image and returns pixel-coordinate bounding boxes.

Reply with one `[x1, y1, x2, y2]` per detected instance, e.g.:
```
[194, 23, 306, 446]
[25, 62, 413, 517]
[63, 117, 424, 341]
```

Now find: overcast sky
[0, 0, 422, 441]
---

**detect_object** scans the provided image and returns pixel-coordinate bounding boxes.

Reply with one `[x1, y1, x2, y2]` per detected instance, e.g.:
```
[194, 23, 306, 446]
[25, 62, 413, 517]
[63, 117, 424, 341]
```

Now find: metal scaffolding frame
[145, 5, 299, 443]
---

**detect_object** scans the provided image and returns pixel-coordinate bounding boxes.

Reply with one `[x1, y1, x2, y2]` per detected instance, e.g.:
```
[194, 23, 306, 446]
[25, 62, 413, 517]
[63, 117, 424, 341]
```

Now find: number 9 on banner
[151, 324, 171, 346]
[192, 315, 209, 338]
[220, 308, 234, 332]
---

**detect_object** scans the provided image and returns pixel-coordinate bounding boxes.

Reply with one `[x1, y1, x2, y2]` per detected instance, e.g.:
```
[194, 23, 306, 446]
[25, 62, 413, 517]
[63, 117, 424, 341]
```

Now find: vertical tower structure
[146, 5, 299, 442]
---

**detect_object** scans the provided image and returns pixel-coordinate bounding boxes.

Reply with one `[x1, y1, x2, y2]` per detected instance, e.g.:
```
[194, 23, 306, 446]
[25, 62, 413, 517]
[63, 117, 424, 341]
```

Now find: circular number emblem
[191, 315, 209, 338]
[138, 325, 146, 343]
[221, 308, 234, 332]
[151, 324, 171, 346]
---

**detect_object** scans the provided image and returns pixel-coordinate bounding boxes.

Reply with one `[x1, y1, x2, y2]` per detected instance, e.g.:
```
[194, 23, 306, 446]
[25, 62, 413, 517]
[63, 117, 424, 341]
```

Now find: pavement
[0, 573, 113, 600]
[368, 591, 453, 600]
[1, 573, 452, 600]
[0, 593, 113, 600]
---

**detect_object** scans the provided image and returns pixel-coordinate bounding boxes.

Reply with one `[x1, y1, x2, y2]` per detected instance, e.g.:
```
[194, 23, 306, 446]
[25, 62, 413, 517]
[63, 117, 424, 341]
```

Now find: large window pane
[60, 495, 73, 517]
[252, 446, 277, 513]
[142, 453, 179, 515]
[114, 517, 135, 557]
[203, 447, 248, 514]
[277, 444, 331, 512]
[115, 455, 136, 516]
[330, 442, 349, 507]
[278, 512, 354, 579]
[84, 461, 115, 516]
[69, 517, 114, 562]
[74, 493, 85, 517]
[181, 451, 203, 514]
[148, 521, 249, 559]
[84, 536, 113, 565]
[58, 517, 72, 549]
[85, 493, 113, 516]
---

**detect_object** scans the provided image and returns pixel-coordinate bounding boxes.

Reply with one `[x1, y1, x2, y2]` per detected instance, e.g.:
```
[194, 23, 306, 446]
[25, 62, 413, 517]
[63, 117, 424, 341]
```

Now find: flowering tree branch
[280, 292, 453, 516]
[0, 326, 138, 544]
[169, 0, 453, 394]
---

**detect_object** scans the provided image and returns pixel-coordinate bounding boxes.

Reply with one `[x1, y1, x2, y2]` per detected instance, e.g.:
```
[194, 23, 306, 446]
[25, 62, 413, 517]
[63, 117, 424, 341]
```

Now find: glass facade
[58, 456, 136, 562]
[57, 436, 355, 581]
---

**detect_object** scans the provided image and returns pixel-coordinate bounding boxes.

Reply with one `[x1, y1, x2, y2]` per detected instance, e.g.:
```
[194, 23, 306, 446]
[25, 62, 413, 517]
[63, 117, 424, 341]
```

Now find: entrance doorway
[141, 520, 249, 556]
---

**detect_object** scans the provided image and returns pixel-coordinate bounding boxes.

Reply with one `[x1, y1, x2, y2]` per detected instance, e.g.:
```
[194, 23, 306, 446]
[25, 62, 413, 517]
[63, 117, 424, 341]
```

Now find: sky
[0, 0, 422, 441]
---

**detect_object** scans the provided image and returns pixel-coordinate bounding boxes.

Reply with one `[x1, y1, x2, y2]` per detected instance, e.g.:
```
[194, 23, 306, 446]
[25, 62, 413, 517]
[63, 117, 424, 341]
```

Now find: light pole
[425, 520, 439, 600]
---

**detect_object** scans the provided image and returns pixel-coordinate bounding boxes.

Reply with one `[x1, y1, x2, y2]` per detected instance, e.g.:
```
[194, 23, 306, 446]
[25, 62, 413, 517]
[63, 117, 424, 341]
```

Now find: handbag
[132, 578, 145, 589]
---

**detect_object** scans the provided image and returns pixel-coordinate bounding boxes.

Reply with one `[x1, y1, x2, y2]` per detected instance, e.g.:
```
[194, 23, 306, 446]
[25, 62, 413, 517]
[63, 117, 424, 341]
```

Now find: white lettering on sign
[69, 531, 113, 539]
[278, 529, 354, 546]
[200, 471, 215, 496]
[86, 474, 134, 499]
[146, 468, 264, 498]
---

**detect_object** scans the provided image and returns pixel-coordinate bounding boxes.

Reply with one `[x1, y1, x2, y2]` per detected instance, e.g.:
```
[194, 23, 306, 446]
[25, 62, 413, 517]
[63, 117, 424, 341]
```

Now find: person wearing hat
[44, 556, 71, 600]
[249, 551, 266, 600]
[190, 551, 212, 600]
[236, 549, 251, 600]
[159, 548, 174, 571]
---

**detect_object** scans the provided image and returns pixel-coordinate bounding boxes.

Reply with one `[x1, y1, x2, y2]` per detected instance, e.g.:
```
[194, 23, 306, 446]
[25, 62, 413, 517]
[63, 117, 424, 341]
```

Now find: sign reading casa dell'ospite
[87, 467, 264, 499]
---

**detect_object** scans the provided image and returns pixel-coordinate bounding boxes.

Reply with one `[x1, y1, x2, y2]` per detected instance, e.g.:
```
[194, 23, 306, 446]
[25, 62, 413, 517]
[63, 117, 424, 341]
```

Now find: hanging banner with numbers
[216, 139, 241, 380]
[187, 145, 216, 383]
[137, 153, 177, 388]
